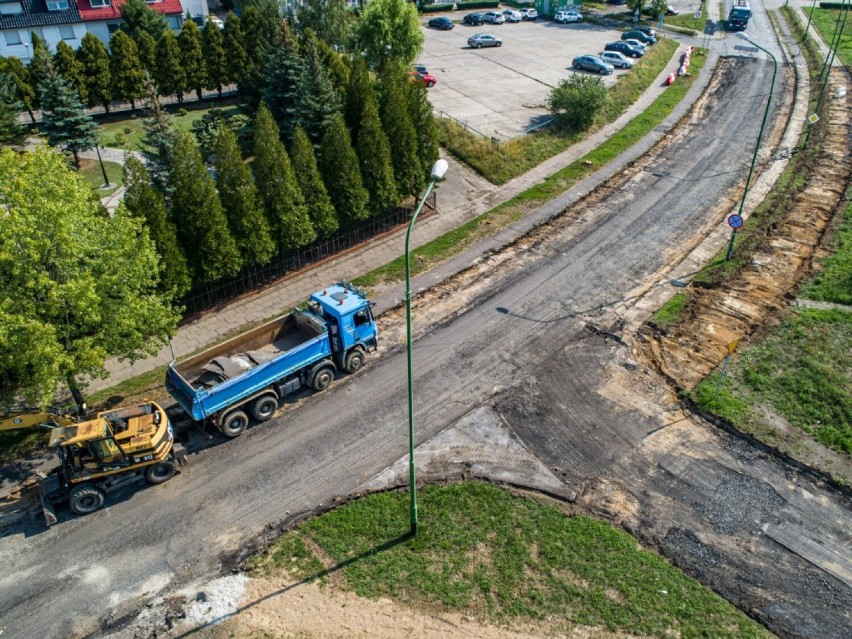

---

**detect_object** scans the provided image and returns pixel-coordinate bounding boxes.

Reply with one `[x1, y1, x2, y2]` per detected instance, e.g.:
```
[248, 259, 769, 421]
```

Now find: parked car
[502, 9, 523, 22]
[572, 55, 614, 75]
[463, 12, 485, 26]
[636, 25, 657, 37]
[468, 33, 503, 48]
[666, 4, 680, 15]
[622, 29, 657, 44]
[604, 40, 644, 58]
[554, 9, 583, 23]
[409, 71, 437, 88]
[520, 8, 539, 20]
[483, 11, 506, 24]
[427, 16, 454, 30]
[207, 15, 224, 29]
[600, 51, 634, 68]
[411, 64, 428, 75]
[623, 39, 648, 51]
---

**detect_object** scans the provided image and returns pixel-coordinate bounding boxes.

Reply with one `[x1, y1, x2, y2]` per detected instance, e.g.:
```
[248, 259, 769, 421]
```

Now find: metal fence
[179, 190, 437, 318]
[437, 110, 555, 145]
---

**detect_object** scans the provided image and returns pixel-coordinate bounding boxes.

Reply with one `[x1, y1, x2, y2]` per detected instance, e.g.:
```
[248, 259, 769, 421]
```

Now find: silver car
[502, 9, 523, 22]
[600, 51, 634, 69]
[468, 33, 503, 48]
[483, 11, 506, 24]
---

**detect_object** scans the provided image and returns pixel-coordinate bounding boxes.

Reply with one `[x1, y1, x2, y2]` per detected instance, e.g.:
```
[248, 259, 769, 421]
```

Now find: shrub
[819, 2, 847, 7]
[547, 74, 607, 132]
[456, 1, 500, 9]
[505, 0, 535, 6]
[123, 126, 134, 134]
[114, 132, 127, 146]
[177, 107, 189, 117]
[419, 2, 454, 12]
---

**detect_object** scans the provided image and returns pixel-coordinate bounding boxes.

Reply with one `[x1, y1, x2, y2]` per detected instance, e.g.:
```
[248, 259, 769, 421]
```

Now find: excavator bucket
[36, 471, 59, 527]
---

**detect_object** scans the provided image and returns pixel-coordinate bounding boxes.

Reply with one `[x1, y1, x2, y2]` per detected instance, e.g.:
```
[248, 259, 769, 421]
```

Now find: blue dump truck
[166, 283, 378, 437]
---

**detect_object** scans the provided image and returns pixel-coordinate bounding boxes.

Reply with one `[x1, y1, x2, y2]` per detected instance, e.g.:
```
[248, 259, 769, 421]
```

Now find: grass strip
[805, 6, 852, 69]
[249, 483, 772, 638]
[649, 292, 688, 329]
[79, 158, 123, 196]
[692, 309, 852, 455]
[800, 201, 852, 305]
[357, 48, 705, 289]
[438, 38, 678, 185]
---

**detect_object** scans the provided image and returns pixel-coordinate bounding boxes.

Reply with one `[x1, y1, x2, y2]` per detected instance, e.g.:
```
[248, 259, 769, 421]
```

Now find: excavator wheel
[145, 461, 176, 485]
[69, 485, 106, 515]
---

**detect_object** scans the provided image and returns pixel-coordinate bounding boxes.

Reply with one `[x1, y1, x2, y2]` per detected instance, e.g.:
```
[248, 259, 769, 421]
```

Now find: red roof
[77, 0, 182, 21]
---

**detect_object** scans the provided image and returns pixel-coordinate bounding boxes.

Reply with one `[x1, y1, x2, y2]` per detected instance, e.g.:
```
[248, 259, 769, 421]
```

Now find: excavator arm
[0, 411, 76, 432]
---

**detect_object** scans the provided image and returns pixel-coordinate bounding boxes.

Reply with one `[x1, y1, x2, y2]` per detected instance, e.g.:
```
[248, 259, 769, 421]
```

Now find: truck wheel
[251, 395, 279, 422]
[220, 410, 249, 438]
[344, 349, 365, 374]
[145, 461, 175, 485]
[69, 485, 105, 515]
[312, 367, 334, 392]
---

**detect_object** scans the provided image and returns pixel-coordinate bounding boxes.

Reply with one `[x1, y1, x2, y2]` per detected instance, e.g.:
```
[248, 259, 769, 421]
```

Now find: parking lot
[418, 17, 632, 141]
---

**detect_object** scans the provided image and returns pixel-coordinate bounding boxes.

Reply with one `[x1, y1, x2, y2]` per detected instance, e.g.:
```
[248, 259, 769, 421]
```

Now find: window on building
[3, 30, 22, 45]
[46, 0, 70, 10]
[58, 25, 75, 40]
[89, 0, 111, 6]
[106, 22, 123, 33]
[0, 2, 24, 15]
[30, 28, 45, 41]
[167, 15, 180, 29]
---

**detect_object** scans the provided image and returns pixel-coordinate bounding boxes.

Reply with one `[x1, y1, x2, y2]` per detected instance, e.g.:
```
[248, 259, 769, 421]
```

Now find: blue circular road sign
[727, 214, 744, 229]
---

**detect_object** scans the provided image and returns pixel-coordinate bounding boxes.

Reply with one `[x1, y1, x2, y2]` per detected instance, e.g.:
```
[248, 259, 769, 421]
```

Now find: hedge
[504, 0, 535, 6]
[819, 2, 847, 7]
[420, 3, 454, 12]
[456, 1, 501, 9]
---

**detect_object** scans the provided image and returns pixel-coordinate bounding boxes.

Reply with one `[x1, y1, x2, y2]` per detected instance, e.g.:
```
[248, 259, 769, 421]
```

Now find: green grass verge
[664, 5, 706, 31]
[692, 309, 852, 455]
[649, 292, 688, 329]
[357, 48, 705, 289]
[78, 158, 123, 196]
[438, 38, 679, 185]
[800, 201, 852, 305]
[97, 101, 243, 150]
[805, 7, 852, 69]
[248, 483, 772, 638]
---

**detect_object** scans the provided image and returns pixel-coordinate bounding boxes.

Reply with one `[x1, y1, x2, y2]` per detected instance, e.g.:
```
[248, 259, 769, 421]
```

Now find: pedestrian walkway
[89, 39, 715, 392]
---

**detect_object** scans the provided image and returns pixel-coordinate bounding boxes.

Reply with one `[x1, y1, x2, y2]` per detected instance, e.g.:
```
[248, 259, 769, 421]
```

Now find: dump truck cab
[307, 283, 378, 362]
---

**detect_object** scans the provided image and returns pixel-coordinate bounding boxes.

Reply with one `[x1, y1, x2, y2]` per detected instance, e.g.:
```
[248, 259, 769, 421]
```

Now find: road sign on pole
[694, 9, 702, 19]
[727, 214, 744, 229]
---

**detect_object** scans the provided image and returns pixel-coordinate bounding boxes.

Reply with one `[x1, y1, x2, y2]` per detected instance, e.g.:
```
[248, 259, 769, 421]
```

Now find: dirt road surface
[1, 55, 849, 639]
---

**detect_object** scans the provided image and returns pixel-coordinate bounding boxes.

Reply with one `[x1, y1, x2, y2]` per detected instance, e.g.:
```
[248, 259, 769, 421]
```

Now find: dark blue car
[428, 16, 454, 30]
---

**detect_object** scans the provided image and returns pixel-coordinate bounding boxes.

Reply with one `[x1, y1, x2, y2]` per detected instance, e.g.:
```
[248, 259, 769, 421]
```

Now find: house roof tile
[0, 0, 81, 30]
[77, 0, 182, 22]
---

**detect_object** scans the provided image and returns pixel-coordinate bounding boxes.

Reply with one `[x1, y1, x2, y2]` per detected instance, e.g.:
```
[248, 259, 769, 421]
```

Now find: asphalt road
[2, 32, 850, 639]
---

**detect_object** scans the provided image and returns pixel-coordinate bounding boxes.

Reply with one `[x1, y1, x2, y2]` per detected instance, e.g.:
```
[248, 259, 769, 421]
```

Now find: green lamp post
[726, 32, 777, 262]
[405, 158, 449, 536]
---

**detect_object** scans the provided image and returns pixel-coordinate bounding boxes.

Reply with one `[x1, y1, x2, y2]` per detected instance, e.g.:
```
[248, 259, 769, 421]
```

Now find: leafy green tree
[155, 30, 186, 102]
[53, 41, 86, 105]
[405, 80, 439, 188]
[78, 33, 112, 112]
[297, 35, 342, 145]
[318, 116, 369, 227]
[214, 126, 276, 267]
[252, 105, 316, 252]
[122, 155, 191, 298]
[239, 5, 280, 107]
[178, 19, 206, 101]
[39, 71, 100, 168]
[28, 32, 52, 94]
[170, 131, 241, 284]
[378, 70, 421, 198]
[0, 57, 37, 123]
[0, 146, 179, 409]
[223, 12, 248, 91]
[191, 108, 248, 157]
[357, 0, 423, 69]
[547, 74, 607, 132]
[344, 56, 372, 147]
[0, 73, 25, 146]
[357, 94, 397, 216]
[135, 31, 157, 73]
[262, 42, 303, 143]
[120, 0, 169, 41]
[202, 20, 228, 97]
[110, 30, 145, 110]
[140, 79, 176, 194]
[292, 0, 353, 47]
[290, 125, 338, 239]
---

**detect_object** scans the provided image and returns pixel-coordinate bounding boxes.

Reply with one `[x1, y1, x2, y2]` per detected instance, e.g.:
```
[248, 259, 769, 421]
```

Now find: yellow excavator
[0, 402, 185, 525]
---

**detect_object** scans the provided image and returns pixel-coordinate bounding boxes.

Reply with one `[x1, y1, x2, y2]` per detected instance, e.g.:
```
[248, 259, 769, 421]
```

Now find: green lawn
[693, 309, 852, 455]
[78, 158, 123, 196]
[664, 5, 706, 31]
[801, 202, 852, 305]
[438, 38, 679, 185]
[249, 483, 772, 638]
[805, 7, 852, 69]
[649, 292, 688, 329]
[98, 101, 244, 150]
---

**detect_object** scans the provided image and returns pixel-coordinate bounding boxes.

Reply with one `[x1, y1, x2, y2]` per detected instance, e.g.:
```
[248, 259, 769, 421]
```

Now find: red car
[408, 71, 437, 88]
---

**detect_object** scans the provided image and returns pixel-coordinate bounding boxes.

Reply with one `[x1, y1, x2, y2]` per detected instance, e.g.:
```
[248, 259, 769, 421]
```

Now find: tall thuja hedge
[253, 104, 317, 253]
[319, 115, 369, 228]
[405, 79, 440, 186]
[378, 66, 421, 198]
[290, 125, 339, 239]
[357, 92, 398, 217]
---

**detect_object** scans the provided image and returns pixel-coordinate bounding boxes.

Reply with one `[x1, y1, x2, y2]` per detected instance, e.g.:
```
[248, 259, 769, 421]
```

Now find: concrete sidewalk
[89, 38, 713, 393]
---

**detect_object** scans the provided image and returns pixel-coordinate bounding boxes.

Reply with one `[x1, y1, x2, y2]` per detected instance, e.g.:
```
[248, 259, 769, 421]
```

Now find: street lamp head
[431, 159, 449, 180]
[736, 31, 751, 41]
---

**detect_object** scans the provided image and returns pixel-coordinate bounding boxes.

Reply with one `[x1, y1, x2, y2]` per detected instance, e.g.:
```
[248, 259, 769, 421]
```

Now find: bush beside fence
[456, 1, 501, 9]
[419, 3, 454, 12]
